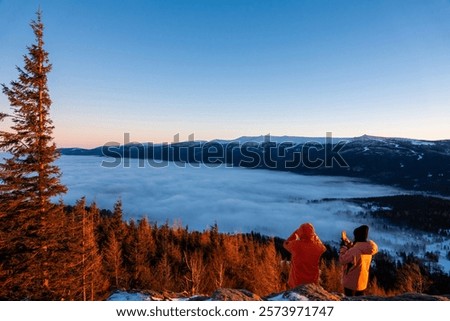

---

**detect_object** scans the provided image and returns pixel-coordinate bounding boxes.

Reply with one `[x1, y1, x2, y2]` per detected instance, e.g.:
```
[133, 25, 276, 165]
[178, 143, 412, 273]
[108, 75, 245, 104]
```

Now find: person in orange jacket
[339, 225, 378, 296]
[283, 223, 327, 288]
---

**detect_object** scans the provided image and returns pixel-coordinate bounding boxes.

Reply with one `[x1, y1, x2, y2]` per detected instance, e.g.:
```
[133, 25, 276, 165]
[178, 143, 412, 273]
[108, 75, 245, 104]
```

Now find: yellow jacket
[339, 241, 378, 291]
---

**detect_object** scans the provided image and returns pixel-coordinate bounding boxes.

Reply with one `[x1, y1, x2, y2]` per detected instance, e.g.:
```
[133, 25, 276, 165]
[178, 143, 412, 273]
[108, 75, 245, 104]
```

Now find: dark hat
[353, 225, 369, 242]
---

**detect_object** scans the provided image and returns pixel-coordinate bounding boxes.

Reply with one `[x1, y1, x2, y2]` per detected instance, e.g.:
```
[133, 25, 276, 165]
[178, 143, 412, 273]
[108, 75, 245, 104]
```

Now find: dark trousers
[344, 288, 365, 296]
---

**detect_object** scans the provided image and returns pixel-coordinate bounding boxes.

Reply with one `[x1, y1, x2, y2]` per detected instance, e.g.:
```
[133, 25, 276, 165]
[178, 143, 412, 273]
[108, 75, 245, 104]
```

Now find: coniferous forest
[3, 196, 450, 300]
[1, 12, 449, 301]
[4, 195, 450, 300]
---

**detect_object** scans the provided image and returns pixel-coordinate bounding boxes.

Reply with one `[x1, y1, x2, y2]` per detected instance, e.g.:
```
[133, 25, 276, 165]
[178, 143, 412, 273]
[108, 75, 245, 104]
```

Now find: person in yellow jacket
[339, 225, 378, 296]
[283, 223, 327, 288]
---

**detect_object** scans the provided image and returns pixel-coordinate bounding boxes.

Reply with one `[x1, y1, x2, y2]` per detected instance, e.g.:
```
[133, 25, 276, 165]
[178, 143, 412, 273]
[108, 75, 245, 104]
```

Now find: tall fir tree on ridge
[0, 10, 67, 299]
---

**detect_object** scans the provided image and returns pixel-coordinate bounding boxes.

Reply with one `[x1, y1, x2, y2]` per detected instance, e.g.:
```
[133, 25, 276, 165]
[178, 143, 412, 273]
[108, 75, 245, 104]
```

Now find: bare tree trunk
[213, 259, 225, 289]
[184, 251, 205, 295]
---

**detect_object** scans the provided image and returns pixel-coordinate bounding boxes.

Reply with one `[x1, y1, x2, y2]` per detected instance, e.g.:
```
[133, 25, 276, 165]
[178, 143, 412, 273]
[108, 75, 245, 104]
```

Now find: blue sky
[1, 0, 449, 147]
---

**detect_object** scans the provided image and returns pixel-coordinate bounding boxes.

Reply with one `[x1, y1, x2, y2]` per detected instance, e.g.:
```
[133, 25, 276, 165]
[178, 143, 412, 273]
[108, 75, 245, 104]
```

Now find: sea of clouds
[56, 155, 404, 241]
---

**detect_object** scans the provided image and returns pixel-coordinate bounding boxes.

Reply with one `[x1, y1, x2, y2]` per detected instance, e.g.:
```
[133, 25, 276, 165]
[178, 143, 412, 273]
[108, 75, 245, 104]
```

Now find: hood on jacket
[354, 240, 378, 255]
[298, 223, 317, 240]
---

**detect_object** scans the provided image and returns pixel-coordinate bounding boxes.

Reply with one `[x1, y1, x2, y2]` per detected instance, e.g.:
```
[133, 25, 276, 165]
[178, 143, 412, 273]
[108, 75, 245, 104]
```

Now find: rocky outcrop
[344, 292, 450, 301]
[265, 284, 342, 301]
[209, 288, 262, 301]
[264, 284, 449, 301]
[108, 285, 450, 301]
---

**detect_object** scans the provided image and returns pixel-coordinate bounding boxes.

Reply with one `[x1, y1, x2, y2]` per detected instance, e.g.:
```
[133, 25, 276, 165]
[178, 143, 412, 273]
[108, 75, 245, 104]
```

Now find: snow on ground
[107, 291, 153, 301]
[411, 140, 435, 146]
[107, 290, 310, 301]
[267, 293, 309, 301]
[426, 237, 450, 272]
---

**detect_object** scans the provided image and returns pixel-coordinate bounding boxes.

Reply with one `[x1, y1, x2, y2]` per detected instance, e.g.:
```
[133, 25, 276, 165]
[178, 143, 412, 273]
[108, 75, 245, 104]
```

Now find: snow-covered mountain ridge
[60, 134, 450, 196]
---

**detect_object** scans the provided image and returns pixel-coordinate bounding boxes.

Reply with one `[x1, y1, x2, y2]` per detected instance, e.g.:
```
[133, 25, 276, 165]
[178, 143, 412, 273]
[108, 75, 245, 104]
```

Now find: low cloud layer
[56, 155, 403, 241]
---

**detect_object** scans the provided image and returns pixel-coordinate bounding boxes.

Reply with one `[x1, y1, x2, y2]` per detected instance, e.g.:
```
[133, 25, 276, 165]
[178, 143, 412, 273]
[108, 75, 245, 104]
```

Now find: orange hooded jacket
[283, 223, 326, 288]
[339, 240, 378, 291]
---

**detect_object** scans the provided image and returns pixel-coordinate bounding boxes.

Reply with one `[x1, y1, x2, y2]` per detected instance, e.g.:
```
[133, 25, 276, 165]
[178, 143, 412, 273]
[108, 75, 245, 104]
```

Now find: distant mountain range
[59, 135, 450, 196]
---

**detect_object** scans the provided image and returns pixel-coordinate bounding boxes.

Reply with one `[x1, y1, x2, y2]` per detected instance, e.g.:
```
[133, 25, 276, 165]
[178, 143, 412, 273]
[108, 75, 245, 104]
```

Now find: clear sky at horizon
[0, 0, 449, 148]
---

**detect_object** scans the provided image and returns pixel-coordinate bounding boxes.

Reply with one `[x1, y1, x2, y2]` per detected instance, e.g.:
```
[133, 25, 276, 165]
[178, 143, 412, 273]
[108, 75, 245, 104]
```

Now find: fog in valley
[57, 155, 403, 237]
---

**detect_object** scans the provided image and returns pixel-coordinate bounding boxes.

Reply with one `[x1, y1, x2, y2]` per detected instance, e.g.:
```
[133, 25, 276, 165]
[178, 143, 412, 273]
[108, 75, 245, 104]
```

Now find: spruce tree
[67, 198, 106, 300]
[0, 10, 67, 299]
[103, 232, 123, 290]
